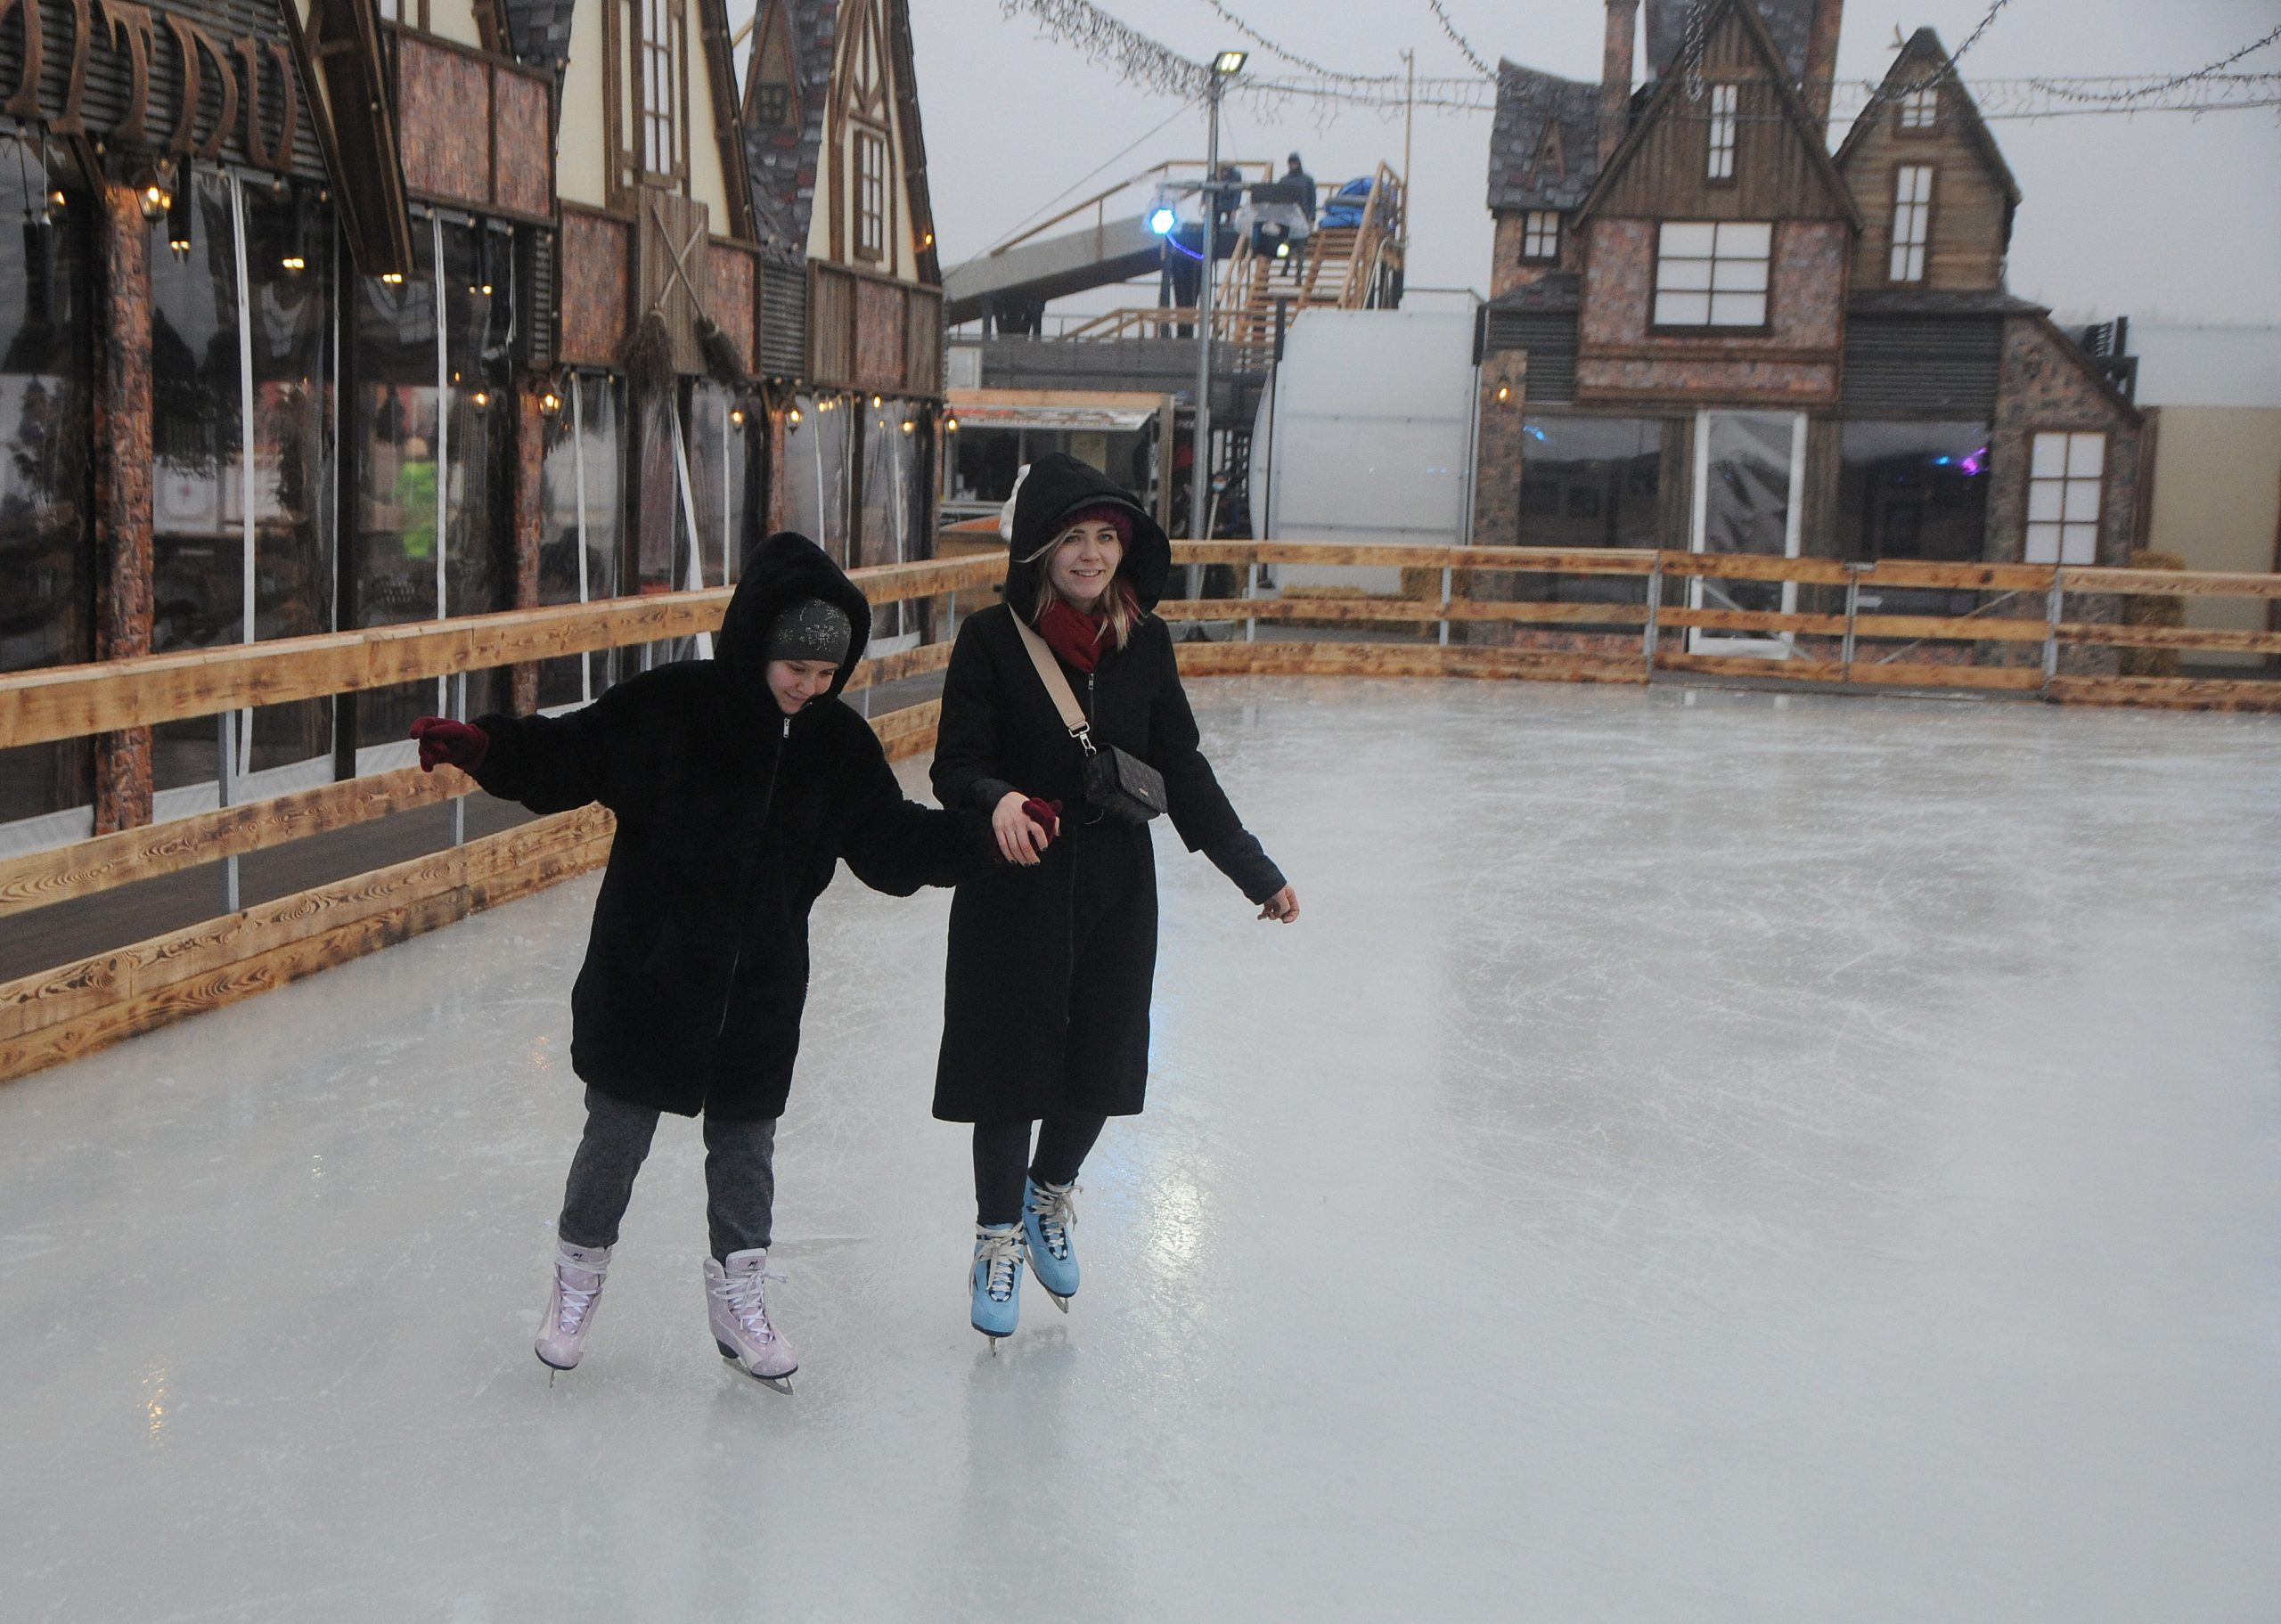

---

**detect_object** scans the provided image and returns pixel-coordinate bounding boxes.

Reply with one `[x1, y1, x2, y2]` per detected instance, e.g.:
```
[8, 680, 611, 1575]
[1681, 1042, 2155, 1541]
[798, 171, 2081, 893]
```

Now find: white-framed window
[640, 0, 681, 176]
[854, 126, 887, 260]
[1890, 163, 1933, 284]
[1521, 210, 1560, 262]
[1899, 85, 1938, 131]
[1707, 84, 1738, 181]
[1654, 221, 1771, 329]
[2025, 431, 2105, 565]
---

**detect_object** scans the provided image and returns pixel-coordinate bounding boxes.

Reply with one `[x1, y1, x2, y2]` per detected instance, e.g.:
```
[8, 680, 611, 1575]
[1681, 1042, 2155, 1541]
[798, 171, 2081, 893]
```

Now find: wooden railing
[4, 540, 2275, 1086]
[0, 555, 1002, 1085]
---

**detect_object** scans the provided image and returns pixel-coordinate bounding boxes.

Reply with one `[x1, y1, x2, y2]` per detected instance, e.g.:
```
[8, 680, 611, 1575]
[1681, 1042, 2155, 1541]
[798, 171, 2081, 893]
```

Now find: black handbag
[1013, 615, 1168, 825]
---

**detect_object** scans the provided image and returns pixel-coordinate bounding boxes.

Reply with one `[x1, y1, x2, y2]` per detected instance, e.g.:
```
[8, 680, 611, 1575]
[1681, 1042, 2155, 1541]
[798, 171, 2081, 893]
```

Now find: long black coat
[931, 454, 1283, 1124]
[471, 532, 993, 1120]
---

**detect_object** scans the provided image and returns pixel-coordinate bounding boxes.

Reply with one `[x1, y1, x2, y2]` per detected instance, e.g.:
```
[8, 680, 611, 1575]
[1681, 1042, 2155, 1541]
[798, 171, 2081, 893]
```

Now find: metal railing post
[1438, 566, 1453, 648]
[2042, 570, 2064, 690]
[451, 672, 470, 847]
[1245, 561, 1258, 642]
[1842, 563, 1867, 677]
[1643, 561, 1664, 676]
[217, 708, 240, 914]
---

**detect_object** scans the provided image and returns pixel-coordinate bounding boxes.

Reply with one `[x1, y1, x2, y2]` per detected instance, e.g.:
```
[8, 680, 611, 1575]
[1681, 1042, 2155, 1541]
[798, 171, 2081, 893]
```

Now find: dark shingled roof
[744, 0, 838, 264]
[1647, 0, 1814, 81]
[1487, 272, 1582, 314]
[1485, 61, 1603, 213]
[501, 0, 578, 78]
[1849, 288, 2043, 317]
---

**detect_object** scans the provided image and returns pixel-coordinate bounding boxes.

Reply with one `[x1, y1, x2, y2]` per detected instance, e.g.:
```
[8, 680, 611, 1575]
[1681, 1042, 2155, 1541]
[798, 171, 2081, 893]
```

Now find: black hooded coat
[931, 454, 1284, 1124]
[469, 531, 993, 1120]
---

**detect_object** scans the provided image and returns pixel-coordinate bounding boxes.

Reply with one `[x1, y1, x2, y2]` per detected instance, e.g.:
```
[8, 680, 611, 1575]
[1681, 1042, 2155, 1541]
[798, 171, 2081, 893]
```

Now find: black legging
[972, 1114, 1108, 1228]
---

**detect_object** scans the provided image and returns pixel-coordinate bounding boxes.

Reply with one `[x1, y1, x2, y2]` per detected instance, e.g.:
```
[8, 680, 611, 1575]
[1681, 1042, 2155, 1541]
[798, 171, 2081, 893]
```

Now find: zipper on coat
[716, 714, 792, 1041]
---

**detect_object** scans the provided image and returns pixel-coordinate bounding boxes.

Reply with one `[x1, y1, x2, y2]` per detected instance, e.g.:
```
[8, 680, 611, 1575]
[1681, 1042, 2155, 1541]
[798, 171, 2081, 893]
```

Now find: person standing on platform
[408, 533, 1010, 1391]
[929, 454, 1300, 1347]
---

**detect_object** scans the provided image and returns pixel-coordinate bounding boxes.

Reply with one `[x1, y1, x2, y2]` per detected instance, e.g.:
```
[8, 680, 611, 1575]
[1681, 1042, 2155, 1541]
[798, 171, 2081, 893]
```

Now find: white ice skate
[707, 1249, 798, 1393]
[535, 1241, 611, 1373]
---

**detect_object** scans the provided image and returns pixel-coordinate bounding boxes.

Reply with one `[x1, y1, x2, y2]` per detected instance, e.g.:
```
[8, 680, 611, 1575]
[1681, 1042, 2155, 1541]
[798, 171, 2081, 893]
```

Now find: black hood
[718, 531, 872, 706]
[1000, 453, 1170, 616]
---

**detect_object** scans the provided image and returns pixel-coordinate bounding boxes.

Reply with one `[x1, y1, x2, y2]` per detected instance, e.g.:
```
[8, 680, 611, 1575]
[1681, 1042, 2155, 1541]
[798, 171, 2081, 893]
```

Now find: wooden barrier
[4, 537, 2275, 1088]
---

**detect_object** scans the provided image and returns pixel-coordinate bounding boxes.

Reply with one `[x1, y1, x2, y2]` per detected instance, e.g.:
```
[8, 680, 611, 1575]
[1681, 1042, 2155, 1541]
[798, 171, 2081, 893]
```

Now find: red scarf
[1036, 595, 1116, 673]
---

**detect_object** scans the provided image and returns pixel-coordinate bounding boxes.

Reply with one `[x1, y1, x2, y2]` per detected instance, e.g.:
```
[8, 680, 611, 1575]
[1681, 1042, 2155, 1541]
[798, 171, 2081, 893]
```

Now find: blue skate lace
[1028, 1182, 1079, 1260]
[976, 1228, 1025, 1302]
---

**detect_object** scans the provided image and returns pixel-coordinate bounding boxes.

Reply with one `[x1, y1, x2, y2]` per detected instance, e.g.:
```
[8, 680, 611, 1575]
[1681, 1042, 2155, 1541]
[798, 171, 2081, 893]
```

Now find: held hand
[1257, 884, 1300, 924]
[992, 791, 1052, 866]
[411, 716, 488, 774]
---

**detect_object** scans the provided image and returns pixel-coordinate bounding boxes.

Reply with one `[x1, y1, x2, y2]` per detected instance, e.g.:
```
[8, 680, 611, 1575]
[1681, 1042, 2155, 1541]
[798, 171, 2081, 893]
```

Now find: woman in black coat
[411, 532, 1001, 1389]
[931, 453, 1299, 1343]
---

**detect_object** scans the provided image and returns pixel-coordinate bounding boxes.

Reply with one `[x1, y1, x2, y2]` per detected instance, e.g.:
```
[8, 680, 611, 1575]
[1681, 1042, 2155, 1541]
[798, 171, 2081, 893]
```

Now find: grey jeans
[557, 1087, 779, 1262]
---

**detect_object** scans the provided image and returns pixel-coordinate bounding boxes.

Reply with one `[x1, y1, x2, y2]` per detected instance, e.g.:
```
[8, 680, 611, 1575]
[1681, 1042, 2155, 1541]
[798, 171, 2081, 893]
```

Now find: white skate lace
[710, 1266, 783, 1344]
[1028, 1182, 1079, 1260]
[554, 1262, 603, 1335]
[975, 1227, 1026, 1302]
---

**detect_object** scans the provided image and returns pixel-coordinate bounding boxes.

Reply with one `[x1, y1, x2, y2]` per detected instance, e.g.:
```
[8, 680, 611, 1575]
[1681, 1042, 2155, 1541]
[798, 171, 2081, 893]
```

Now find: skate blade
[719, 1341, 797, 1393]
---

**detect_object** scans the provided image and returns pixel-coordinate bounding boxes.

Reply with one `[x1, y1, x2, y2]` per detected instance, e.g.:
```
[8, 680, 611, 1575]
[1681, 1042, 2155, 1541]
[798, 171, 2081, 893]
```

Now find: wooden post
[510, 383, 546, 714]
[93, 180, 154, 835]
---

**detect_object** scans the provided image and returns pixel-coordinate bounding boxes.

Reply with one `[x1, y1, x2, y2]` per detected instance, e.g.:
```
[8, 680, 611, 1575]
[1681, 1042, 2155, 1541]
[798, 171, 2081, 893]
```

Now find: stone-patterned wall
[1577, 218, 1846, 405]
[399, 38, 492, 205]
[493, 72, 553, 219]
[1488, 215, 1573, 299]
[707, 241, 757, 374]
[559, 209, 631, 366]
[1469, 352, 1529, 547]
[94, 182, 152, 836]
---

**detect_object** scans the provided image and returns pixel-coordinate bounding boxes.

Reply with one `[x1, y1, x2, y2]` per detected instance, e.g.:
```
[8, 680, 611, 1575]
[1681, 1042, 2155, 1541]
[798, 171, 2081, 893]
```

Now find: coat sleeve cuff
[1203, 828, 1287, 905]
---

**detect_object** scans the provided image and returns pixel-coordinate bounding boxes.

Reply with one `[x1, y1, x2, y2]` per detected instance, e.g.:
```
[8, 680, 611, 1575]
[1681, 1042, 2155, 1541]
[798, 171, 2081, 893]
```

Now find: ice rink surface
[5, 677, 2280, 1622]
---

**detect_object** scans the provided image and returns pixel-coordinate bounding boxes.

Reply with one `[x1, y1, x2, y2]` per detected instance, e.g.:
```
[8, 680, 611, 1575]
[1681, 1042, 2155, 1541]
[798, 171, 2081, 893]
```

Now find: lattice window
[1707, 85, 1738, 181]
[754, 82, 790, 129]
[1654, 222, 1770, 329]
[1899, 85, 1939, 131]
[1890, 164, 1934, 284]
[854, 127, 887, 261]
[639, 0, 682, 177]
[2026, 432, 2105, 565]
[1521, 211, 1560, 262]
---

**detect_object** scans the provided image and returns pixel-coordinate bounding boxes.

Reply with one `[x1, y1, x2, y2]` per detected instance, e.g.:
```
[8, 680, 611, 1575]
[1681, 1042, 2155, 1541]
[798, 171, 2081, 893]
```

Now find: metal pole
[1188, 78, 1222, 553]
[1841, 563, 1866, 674]
[451, 672, 469, 847]
[1643, 562, 1664, 675]
[1401, 51, 1415, 260]
[217, 709, 240, 914]
[2042, 571, 2064, 688]
[1438, 566, 1452, 648]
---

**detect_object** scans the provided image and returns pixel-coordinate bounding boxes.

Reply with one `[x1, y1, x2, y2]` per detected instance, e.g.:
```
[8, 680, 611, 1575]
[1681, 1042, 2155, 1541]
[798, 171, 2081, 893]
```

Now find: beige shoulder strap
[1010, 611, 1094, 746]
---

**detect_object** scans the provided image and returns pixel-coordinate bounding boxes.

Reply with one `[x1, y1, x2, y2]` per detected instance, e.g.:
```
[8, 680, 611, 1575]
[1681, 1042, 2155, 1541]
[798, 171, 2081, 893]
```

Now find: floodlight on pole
[1190, 49, 1246, 551]
[1214, 51, 1247, 75]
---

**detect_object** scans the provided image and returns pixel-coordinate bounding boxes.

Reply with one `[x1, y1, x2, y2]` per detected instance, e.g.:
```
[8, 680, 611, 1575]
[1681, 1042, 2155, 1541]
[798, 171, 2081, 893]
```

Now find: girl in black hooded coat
[410, 531, 1002, 1388]
[930, 453, 1299, 1343]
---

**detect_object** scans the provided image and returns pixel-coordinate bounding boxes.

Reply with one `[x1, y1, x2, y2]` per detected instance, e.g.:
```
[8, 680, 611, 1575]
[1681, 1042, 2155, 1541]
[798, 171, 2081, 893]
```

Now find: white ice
[4, 679, 2279, 1622]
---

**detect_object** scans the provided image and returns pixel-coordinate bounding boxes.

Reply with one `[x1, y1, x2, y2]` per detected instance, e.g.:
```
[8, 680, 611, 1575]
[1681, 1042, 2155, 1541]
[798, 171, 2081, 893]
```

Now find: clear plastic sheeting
[1696, 409, 1799, 629]
[4, 681, 2277, 1622]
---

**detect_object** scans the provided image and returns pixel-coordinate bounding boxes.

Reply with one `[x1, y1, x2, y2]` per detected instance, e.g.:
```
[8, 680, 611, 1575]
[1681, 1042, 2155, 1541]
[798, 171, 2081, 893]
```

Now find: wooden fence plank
[2061, 567, 2281, 600]
[1172, 641, 1647, 684]
[0, 764, 465, 920]
[1156, 598, 1651, 626]
[0, 557, 1003, 750]
[2044, 675, 2281, 711]
[2057, 623, 2281, 656]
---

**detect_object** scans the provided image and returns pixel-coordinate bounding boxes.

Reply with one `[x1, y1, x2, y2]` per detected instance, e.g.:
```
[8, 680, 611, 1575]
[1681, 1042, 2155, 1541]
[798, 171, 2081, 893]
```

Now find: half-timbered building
[1472, 0, 2143, 659]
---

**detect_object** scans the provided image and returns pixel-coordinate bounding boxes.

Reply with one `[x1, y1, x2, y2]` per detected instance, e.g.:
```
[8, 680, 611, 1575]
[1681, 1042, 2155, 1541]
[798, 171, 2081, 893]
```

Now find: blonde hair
[1028, 540, 1139, 649]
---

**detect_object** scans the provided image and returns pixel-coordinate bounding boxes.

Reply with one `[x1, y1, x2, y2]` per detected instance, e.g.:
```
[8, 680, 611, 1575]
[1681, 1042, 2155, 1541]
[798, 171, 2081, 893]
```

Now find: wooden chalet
[1472, 0, 2144, 664]
[0, 0, 950, 857]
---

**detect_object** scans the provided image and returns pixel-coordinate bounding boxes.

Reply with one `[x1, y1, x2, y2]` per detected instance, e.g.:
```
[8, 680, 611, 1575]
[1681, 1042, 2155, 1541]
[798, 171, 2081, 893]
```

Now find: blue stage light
[1149, 207, 1177, 235]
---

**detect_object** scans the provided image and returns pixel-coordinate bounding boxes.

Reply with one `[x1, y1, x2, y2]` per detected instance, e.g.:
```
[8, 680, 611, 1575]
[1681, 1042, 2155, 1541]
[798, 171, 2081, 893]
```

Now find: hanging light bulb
[472, 389, 491, 407]
[280, 183, 310, 272]
[380, 272, 405, 285]
[730, 407, 746, 426]
[870, 394, 883, 409]
[900, 418, 914, 435]
[540, 388, 562, 415]
[46, 187, 64, 212]
[944, 415, 960, 433]
[788, 406, 804, 428]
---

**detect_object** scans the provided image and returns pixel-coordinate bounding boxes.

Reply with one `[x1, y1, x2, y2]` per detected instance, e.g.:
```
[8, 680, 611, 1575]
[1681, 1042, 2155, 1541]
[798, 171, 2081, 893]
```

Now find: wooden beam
[1652, 654, 2044, 691]
[0, 556, 1002, 750]
[2044, 675, 2281, 711]
[2062, 567, 2281, 600]
[844, 641, 954, 692]
[0, 763, 464, 920]
[0, 808, 615, 1084]
[1170, 641, 1648, 685]
[1155, 599, 1652, 626]
[2056, 623, 2281, 656]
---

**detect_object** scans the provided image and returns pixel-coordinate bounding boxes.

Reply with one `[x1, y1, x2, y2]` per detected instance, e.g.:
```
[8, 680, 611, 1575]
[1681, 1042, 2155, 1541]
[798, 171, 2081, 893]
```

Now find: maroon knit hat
[1058, 504, 1133, 547]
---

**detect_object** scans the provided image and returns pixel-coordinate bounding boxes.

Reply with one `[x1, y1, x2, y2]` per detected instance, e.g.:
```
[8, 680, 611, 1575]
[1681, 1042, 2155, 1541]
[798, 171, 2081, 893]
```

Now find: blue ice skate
[970, 1223, 1026, 1347]
[1022, 1178, 1080, 1310]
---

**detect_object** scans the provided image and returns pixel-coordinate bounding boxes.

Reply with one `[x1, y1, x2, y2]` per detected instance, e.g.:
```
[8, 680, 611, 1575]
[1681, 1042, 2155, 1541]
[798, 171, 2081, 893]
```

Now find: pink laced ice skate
[707, 1249, 798, 1393]
[535, 1242, 611, 1372]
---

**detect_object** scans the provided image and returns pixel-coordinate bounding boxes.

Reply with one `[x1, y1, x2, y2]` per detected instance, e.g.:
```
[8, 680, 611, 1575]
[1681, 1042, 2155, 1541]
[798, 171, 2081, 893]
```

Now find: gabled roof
[743, 0, 838, 263]
[1647, 0, 1815, 82]
[1486, 60, 1604, 214]
[1835, 29, 2022, 208]
[1578, 0, 1863, 229]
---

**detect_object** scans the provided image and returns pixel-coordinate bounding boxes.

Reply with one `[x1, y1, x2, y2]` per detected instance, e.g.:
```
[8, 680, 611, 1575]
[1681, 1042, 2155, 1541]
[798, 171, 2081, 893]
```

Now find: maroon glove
[1021, 797, 1063, 840]
[411, 716, 488, 774]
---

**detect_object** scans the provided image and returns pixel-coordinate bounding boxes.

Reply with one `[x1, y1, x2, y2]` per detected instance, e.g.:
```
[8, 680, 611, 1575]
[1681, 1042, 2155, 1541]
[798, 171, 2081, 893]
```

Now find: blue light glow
[1149, 208, 1177, 235]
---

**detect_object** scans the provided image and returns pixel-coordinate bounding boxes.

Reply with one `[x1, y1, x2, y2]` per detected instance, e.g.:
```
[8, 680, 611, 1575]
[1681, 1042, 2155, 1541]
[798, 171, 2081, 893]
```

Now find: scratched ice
[4, 679, 2279, 1622]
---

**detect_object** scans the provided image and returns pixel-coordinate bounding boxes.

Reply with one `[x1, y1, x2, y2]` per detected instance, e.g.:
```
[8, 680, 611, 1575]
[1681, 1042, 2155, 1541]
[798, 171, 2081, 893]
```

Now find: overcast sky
[891, 0, 2281, 323]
